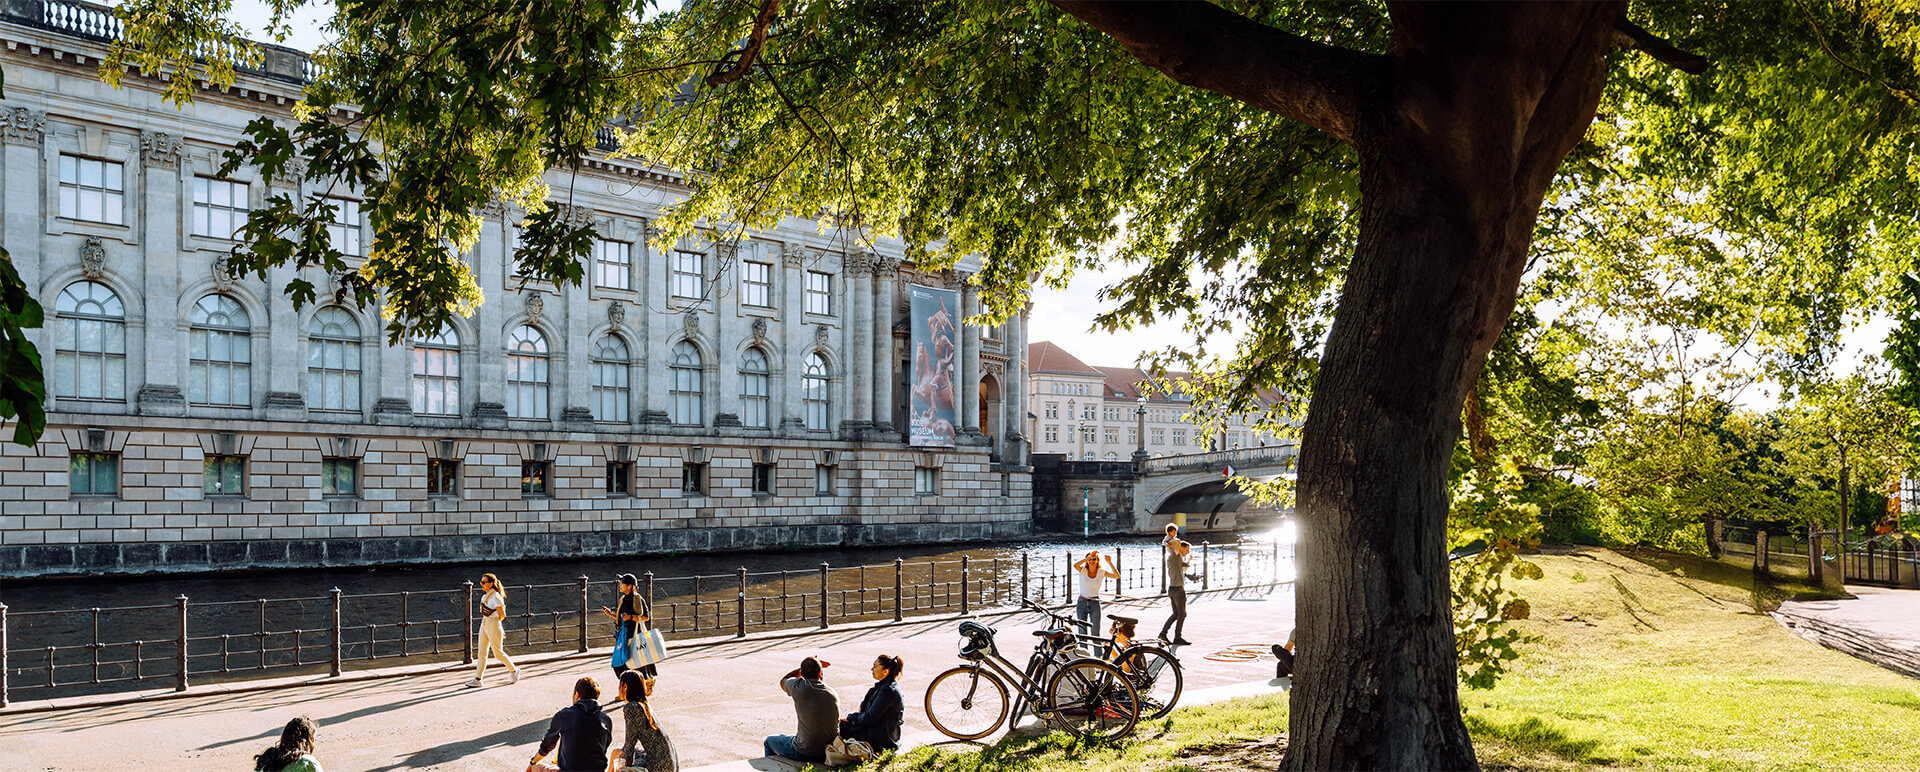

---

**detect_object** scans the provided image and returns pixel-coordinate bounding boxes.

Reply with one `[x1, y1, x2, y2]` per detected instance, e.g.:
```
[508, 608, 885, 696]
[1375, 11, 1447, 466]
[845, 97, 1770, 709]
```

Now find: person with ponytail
[838, 654, 905, 752]
[607, 670, 679, 772]
[253, 716, 322, 772]
[469, 572, 521, 687]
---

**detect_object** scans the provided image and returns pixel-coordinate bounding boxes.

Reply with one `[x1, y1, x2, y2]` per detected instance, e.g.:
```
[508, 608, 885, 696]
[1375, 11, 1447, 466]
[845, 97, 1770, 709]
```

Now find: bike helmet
[957, 620, 997, 660]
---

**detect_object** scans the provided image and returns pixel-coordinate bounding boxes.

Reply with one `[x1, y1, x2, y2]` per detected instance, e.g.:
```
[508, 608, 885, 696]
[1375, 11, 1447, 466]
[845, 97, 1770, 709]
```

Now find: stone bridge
[1030, 445, 1298, 535]
[1136, 445, 1297, 526]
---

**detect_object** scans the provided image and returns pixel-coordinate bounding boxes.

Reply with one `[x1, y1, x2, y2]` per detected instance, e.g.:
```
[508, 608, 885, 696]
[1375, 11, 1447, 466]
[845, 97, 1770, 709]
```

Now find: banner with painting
[908, 283, 960, 447]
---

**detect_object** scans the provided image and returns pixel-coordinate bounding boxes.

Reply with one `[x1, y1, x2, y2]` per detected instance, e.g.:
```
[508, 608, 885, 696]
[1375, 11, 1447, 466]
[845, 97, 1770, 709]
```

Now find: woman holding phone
[601, 573, 656, 680]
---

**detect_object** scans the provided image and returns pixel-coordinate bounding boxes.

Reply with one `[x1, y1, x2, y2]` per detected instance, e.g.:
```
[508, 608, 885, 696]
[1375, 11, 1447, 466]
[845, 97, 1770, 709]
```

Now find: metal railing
[0, 540, 1289, 707]
[3, 0, 316, 85]
[1140, 445, 1298, 475]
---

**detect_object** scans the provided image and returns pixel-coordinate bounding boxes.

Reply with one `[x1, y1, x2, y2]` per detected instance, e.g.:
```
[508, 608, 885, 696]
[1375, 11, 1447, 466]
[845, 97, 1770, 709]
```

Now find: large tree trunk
[1284, 5, 1622, 769]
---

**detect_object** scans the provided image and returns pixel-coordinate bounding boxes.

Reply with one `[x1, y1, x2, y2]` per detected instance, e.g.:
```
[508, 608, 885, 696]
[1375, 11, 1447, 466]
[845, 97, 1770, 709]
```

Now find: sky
[218, 0, 1898, 410]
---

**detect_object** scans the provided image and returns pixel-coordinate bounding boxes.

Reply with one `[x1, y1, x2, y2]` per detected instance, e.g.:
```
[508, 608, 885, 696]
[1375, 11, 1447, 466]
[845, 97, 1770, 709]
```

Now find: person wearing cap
[601, 574, 654, 681]
[763, 656, 839, 763]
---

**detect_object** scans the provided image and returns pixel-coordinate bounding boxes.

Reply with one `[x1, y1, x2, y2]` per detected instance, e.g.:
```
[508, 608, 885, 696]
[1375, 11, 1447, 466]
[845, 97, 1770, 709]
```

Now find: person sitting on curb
[529, 677, 613, 772]
[764, 656, 839, 764]
[254, 716, 323, 772]
[838, 654, 905, 753]
[609, 670, 679, 772]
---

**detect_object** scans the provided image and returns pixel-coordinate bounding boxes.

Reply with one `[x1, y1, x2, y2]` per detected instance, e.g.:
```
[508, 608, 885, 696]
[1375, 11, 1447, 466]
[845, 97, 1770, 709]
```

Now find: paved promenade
[0, 584, 1293, 771]
[1775, 585, 1920, 680]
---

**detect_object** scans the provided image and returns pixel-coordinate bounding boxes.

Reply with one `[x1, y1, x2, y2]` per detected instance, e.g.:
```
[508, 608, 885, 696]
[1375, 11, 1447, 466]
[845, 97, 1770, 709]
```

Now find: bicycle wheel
[1040, 657, 1139, 741]
[925, 664, 1011, 740]
[1117, 645, 1183, 721]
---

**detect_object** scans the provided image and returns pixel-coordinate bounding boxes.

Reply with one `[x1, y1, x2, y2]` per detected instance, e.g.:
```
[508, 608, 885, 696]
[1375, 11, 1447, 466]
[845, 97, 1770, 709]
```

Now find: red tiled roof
[1028, 341, 1107, 376]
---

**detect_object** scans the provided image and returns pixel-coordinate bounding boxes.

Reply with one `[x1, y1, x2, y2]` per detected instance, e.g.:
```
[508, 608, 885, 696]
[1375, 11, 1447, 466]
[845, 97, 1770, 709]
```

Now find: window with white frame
[1082, 426, 1097, 443]
[1044, 402, 1058, 419]
[669, 340, 703, 425]
[671, 250, 705, 299]
[505, 325, 550, 419]
[740, 346, 770, 429]
[52, 281, 126, 401]
[1173, 429, 1187, 446]
[805, 271, 832, 315]
[58, 155, 125, 224]
[411, 328, 461, 416]
[592, 335, 631, 422]
[1082, 404, 1096, 421]
[815, 464, 835, 495]
[1044, 425, 1059, 443]
[1128, 428, 1138, 445]
[595, 239, 632, 290]
[188, 294, 251, 406]
[914, 466, 940, 495]
[327, 198, 362, 256]
[306, 307, 362, 411]
[802, 352, 830, 431]
[741, 261, 773, 307]
[1104, 428, 1119, 445]
[192, 177, 250, 239]
[1151, 428, 1165, 445]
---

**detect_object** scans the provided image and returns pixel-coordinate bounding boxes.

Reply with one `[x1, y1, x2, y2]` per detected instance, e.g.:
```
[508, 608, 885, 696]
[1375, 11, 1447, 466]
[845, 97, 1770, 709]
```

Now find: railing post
[961, 556, 971, 615]
[894, 558, 904, 622]
[643, 571, 655, 627]
[819, 562, 830, 629]
[1201, 542, 1211, 591]
[1112, 548, 1123, 593]
[462, 580, 475, 666]
[329, 588, 342, 677]
[175, 594, 190, 691]
[578, 576, 590, 653]
[1236, 543, 1244, 588]
[1, 601, 9, 708]
[737, 567, 748, 638]
[1020, 552, 1030, 603]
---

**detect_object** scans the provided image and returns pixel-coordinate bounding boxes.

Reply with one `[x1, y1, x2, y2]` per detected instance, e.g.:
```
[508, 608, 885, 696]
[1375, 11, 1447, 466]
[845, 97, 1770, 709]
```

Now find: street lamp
[1078, 421, 1088, 461]
[1133, 395, 1149, 466]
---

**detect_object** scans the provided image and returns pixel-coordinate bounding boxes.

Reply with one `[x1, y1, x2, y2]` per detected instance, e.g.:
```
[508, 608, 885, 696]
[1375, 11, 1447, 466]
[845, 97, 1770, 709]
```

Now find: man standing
[527, 677, 613, 772]
[1158, 540, 1193, 645]
[764, 656, 840, 764]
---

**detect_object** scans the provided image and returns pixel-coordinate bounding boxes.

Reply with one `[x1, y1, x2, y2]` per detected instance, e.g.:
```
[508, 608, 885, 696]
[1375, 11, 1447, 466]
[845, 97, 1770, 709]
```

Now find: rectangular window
[203, 455, 245, 496]
[606, 461, 631, 495]
[1173, 429, 1187, 447]
[1104, 429, 1119, 445]
[1128, 428, 1138, 445]
[1228, 431, 1244, 448]
[521, 461, 549, 496]
[671, 250, 705, 299]
[1151, 428, 1165, 446]
[1083, 426, 1097, 443]
[681, 462, 705, 495]
[752, 463, 774, 495]
[595, 239, 632, 290]
[1044, 425, 1058, 443]
[321, 458, 357, 496]
[914, 467, 940, 495]
[1104, 408, 1119, 422]
[327, 198, 362, 256]
[69, 452, 118, 495]
[741, 261, 773, 307]
[805, 271, 833, 315]
[815, 464, 835, 495]
[1082, 405, 1096, 421]
[1044, 402, 1058, 419]
[427, 459, 460, 496]
[58, 155, 125, 224]
[193, 177, 251, 239]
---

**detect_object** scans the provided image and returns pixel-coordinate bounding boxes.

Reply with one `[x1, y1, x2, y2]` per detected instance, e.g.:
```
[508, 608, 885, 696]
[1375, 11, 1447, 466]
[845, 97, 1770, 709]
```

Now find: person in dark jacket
[838, 654, 905, 751]
[528, 677, 614, 772]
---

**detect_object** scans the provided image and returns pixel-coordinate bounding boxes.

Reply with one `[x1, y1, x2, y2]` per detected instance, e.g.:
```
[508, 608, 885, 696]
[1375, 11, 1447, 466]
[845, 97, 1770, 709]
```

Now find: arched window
[188, 294, 251, 406]
[739, 347, 770, 429]
[53, 281, 125, 400]
[505, 325, 549, 419]
[412, 328, 460, 416]
[669, 341, 703, 426]
[802, 352, 831, 431]
[592, 335, 630, 423]
[306, 307, 362, 411]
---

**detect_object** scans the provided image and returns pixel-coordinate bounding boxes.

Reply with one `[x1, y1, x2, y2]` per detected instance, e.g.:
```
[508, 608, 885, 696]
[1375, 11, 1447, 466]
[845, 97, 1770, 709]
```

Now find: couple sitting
[526, 672, 679, 772]
[764, 654, 905, 764]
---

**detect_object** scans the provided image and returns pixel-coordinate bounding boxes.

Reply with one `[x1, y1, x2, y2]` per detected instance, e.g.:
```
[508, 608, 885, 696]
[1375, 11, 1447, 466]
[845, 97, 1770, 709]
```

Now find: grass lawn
[851, 546, 1919, 771]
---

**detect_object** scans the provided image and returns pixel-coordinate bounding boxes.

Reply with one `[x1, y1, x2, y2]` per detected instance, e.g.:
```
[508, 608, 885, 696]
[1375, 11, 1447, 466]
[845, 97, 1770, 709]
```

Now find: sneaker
[510, 671, 520, 684]
[465, 678, 482, 688]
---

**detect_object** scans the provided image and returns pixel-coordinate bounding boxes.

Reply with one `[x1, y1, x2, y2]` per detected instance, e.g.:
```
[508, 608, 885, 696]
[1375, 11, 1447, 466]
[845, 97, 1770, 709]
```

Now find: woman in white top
[469, 573, 520, 687]
[1073, 551, 1119, 636]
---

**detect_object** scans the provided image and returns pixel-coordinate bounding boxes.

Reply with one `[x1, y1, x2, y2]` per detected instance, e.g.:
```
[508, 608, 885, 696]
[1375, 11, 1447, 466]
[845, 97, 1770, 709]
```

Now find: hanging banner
[909, 283, 960, 447]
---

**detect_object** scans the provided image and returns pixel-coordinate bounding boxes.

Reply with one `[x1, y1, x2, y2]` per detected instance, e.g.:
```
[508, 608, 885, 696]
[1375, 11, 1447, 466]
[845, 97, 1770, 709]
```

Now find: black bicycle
[924, 617, 1141, 741]
[1022, 598, 1185, 721]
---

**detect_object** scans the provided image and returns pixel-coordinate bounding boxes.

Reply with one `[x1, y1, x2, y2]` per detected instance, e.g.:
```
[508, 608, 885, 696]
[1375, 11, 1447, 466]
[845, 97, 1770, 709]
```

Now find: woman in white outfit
[469, 573, 520, 687]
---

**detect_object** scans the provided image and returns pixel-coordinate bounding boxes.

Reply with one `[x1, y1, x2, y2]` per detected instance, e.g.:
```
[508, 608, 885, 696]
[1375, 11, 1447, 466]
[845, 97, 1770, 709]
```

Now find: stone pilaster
[959, 277, 981, 435]
[4, 109, 47, 402]
[640, 221, 671, 425]
[870, 255, 899, 435]
[779, 245, 808, 434]
[137, 129, 187, 416]
[472, 213, 507, 420]
[842, 251, 874, 431]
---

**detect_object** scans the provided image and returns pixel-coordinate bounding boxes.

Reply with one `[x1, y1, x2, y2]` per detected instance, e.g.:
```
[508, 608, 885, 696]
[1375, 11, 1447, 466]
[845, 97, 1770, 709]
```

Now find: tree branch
[1613, 18, 1708, 75]
[1047, 0, 1380, 145]
[706, 0, 781, 87]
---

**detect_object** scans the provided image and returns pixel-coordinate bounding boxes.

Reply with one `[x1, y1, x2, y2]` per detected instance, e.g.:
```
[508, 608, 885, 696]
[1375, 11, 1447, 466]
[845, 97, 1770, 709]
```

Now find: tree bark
[1285, 4, 1623, 769]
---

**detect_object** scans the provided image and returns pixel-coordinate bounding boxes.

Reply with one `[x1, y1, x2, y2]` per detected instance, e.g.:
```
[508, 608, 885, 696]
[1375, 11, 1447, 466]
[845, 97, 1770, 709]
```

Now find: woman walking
[608, 670, 679, 772]
[601, 574, 655, 679]
[253, 716, 323, 772]
[469, 573, 520, 687]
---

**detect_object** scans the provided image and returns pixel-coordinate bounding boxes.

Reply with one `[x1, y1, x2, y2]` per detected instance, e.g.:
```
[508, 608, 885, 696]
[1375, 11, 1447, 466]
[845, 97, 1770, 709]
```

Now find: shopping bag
[824, 736, 875, 766]
[625, 626, 669, 668]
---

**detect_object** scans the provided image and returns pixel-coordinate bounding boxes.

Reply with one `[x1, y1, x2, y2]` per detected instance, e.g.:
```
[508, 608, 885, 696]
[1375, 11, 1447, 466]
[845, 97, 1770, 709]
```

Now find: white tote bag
[625, 625, 669, 668]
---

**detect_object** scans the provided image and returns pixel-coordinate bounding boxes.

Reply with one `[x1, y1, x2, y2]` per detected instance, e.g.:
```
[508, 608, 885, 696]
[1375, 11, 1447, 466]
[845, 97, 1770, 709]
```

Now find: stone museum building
[0, 1, 1032, 576]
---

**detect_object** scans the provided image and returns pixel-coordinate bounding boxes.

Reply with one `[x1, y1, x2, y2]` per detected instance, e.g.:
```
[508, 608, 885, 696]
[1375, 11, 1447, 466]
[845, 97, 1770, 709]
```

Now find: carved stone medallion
[683, 311, 698, 334]
[814, 324, 830, 345]
[751, 317, 768, 340]
[608, 300, 626, 328]
[79, 237, 107, 280]
[524, 293, 544, 324]
[210, 253, 235, 291]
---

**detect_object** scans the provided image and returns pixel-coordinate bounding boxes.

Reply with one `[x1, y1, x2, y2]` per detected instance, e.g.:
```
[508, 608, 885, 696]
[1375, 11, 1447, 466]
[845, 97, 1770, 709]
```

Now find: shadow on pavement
[363, 716, 548, 771]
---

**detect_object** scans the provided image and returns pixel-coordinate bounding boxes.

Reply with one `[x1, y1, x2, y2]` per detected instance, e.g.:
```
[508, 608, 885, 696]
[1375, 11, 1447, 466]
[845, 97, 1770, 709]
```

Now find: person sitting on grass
[609, 670, 679, 772]
[529, 677, 613, 772]
[764, 656, 839, 764]
[254, 716, 323, 772]
[838, 654, 905, 752]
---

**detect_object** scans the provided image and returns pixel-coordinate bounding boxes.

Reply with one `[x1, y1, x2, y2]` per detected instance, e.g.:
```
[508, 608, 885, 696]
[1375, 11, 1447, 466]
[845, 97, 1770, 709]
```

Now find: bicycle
[1022, 598, 1185, 721]
[924, 617, 1141, 741]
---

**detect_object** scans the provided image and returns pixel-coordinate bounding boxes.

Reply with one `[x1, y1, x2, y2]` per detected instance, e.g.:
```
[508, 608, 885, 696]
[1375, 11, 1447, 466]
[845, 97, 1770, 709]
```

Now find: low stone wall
[0, 520, 1031, 578]
[1029, 454, 1140, 534]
